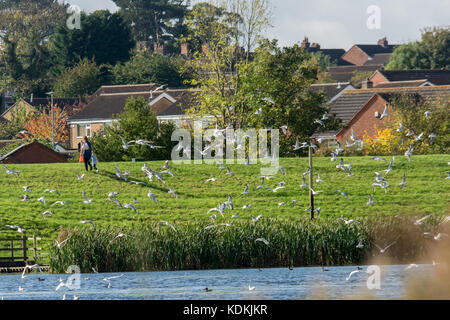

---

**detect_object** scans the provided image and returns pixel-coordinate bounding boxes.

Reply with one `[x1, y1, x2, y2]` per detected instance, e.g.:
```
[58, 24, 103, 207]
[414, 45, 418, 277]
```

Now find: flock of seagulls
[0, 109, 448, 299]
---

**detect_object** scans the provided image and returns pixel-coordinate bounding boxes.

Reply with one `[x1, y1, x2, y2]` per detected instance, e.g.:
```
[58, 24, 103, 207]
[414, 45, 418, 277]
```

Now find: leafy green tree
[91, 97, 176, 162]
[386, 27, 450, 70]
[350, 71, 374, 88]
[0, 0, 67, 97]
[112, 0, 187, 47]
[53, 58, 104, 98]
[110, 51, 191, 87]
[50, 10, 135, 69]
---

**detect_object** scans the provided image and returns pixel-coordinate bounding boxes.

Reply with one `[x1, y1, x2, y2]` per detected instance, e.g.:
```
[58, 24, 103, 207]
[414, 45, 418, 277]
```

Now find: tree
[50, 10, 135, 69]
[25, 105, 70, 144]
[386, 26, 450, 70]
[110, 51, 191, 87]
[91, 97, 176, 162]
[350, 71, 374, 88]
[112, 0, 188, 47]
[0, 0, 67, 97]
[53, 58, 104, 98]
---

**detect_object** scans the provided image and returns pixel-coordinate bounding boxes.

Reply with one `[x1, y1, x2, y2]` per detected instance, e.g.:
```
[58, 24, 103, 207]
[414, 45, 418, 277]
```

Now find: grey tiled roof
[376, 70, 450, 85]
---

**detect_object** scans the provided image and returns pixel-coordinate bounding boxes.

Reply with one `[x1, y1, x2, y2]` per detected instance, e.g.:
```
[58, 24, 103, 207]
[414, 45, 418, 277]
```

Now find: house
[340, 37, 398, 66]
[1, 97, 85, 122]
[0, 89, 15, 114]
[313, 85, 450, 144]
[67, 84, 203, 149]
[327, 65, 383, 84]
[369, 69, 450, 87]
[0, 140, 68, 164]
[300, 37, 349, 66]
[309, 82, 355, 104]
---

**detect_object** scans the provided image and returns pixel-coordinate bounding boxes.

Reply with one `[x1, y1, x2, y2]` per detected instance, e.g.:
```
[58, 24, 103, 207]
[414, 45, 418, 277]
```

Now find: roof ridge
[343, 85, 450, 95]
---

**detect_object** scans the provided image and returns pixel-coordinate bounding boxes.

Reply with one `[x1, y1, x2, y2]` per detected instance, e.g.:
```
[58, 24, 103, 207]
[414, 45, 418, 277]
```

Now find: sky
[63, 0, 450, 50]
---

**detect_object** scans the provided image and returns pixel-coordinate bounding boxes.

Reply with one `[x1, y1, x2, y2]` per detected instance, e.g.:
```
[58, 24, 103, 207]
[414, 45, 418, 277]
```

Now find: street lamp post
[46, 92, 55, 149]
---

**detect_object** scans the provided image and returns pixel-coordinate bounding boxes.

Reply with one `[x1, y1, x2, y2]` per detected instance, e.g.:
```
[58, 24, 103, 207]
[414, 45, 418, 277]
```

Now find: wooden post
[309, 146, 314, 220]
[10, 239, 14, 261]
[22, 235, 27, 263]
[33, 236, 37, 262]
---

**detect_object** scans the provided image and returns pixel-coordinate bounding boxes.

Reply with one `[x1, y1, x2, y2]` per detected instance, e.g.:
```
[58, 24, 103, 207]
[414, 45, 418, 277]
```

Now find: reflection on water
[0, 265, 432, 300]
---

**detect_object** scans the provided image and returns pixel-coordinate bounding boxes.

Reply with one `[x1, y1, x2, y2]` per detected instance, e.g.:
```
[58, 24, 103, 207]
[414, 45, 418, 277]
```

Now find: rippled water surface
[0, 264, 432, 300]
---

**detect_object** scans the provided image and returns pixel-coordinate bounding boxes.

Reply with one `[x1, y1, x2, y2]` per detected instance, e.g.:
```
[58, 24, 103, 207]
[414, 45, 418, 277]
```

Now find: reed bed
[49, 215, 446, 273]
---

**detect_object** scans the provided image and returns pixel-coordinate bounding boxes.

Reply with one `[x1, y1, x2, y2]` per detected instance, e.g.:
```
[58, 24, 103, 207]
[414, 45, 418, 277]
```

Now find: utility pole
[309, 145, 314, 220]
[46, 92, 55, 149]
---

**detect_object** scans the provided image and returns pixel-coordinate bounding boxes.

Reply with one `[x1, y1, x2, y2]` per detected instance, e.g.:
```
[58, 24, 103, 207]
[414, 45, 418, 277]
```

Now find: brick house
[313, 85, 450, 145]
[328, 65, 383, 83]
[309, 82, 355, 104]
[369, 69, 450, 87]
[66, 84, 203, 149]
[1, 97, 85, 122]
[340, 37, 398, 66]
[0, 140, 68, 164]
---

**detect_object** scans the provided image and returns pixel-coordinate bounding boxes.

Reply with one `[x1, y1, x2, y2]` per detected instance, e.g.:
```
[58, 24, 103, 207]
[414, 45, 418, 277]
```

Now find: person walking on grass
[81, 136, 93, 172]
[92, 152, 99, 172]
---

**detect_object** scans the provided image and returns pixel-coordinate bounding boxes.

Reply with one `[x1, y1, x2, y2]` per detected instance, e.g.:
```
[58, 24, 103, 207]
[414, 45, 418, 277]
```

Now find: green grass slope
[0, 155, 449, 249]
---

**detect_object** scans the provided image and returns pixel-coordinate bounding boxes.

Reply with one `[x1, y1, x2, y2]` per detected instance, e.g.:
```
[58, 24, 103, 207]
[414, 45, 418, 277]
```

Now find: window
[77, 124, 91, 138]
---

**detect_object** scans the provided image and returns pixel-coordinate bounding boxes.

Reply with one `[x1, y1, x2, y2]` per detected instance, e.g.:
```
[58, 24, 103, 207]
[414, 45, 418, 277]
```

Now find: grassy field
[0, 154, 449, 257]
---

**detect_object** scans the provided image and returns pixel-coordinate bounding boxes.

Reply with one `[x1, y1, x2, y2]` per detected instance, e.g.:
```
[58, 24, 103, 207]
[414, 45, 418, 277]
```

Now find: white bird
[22, 186, 31, 192]
[424, 110, 432, 119]
[37, 197, 46, 204]
[281, 125, 288, 135]
[76, 173, 84, 180]
[106, 198, 122, 207]
[379, 105, 388, 120]
[372, 156, 387, 162]
[114, 166, 127, 182]
[405, 264, 419, 270]
[373, 241, 397, 254]
[52, 201, 71, 208]
[42, 211, 54, 219]
[396, 123, 404, 133]
[316, 174, 324, 183]
[338, 218, 359, 225]
[55, 238, 70, 249]
[356, 240, 364, 249]
[255, 238, 269, 246]
[300, 176, 307, 189]
[2, 164, 19, 176]
[423, 232, 448, 241]
[366, 195, 374, 206]
[241, 183, 249, 195]
[414, 215, 430, 226]
[346, 269, 361, 281]
[124, 203, 138, 213]
[278, 202, 286, 207]
[337, 190, 350, 199]
[309, 187, 323, 195]
[273, 181, 285, 193]
[398, 173, 407, 189]
[147, 190, 158, 203]
[160, 221, 177, 232]
[80, 220, 96, 231]
[263, 97, 275, 104]
[44, 189, 61, 196]
[428, 133, 437, 145]
[160, 170, 175, 177]
[257, 177, 266, 190]
[279, 166, 286, 177]
[21, 264, 43, 278]
[249, 285, 256, 291]
[21, 195, 30, 202]
[252, 215, 263, 223]
[350, 128, 357, 142]
[168, 187, 178, 198]
[119, 135, 130, 149]
[82, 191, 92, 204]
[415, 132, 424, 142]
[225, 167, 234, 176]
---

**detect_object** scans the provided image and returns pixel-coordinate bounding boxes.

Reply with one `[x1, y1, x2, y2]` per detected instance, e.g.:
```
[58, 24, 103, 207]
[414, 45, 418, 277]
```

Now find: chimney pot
[361, 78, 373, 89]
[377, 37, 388, 47]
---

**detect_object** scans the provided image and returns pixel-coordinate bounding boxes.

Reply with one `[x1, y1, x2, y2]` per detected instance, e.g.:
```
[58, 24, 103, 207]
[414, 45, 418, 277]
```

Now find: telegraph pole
[46, 92, 55, 149]
[309, 145, 314, 220]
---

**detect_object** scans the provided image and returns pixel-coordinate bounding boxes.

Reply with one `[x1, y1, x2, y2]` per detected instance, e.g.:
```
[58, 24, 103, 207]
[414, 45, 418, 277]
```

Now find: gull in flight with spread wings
[80, 220, 96, 231]
[373, 240, 397, 254]
[82, 191, 93, 204]
[255, 238, 270, 246]
[2, 164, 19, 176]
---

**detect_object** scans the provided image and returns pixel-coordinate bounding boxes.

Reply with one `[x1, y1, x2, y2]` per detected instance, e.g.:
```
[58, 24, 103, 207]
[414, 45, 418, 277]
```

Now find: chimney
[377, 37, 388, 48]
[301, 37, 310, 49]
[180, 43, 189, 57]
[310, 42, 320, 49]
[30, 93, 33, 103]
[154, 43, 167, 55]
[361, 78, 373, 89]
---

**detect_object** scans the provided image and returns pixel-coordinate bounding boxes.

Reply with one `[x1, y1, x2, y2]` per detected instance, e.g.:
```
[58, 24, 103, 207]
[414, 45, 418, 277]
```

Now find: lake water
[0, 264, 432, 300]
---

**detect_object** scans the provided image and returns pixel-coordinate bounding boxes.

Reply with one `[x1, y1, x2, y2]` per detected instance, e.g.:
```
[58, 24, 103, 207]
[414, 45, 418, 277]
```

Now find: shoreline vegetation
[49, 216, 448, 273]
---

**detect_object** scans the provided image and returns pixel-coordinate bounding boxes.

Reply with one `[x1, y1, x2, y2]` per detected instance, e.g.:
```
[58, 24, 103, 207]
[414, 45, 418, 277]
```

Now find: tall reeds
[49, 216, 445, 273]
